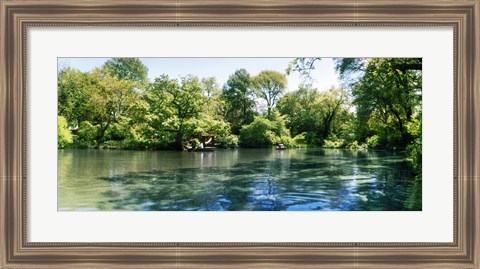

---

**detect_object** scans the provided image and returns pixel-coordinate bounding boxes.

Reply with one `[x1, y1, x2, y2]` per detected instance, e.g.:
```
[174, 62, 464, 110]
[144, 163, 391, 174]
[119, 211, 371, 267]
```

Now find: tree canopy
[104, 58, 149, 83]
[252, 70, 287, 116]
[221, 68, 255, 134]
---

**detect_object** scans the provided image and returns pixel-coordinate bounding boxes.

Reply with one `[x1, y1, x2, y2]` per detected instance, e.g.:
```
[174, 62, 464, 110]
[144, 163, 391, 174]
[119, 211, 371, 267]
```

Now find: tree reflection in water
[95, 149, 421, 211]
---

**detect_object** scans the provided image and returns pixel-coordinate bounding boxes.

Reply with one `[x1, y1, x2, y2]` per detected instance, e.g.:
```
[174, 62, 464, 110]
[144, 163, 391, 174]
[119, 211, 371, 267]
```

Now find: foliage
[277, 86, 318, 138]
[324, 138, 366, 150]
[323, 139, 345, 148]
[285, 58, 321, 85]
[407, 136, 422, 172]
[338, 58, 422, 150]
[239, 112, 291, 148]
[346, 140, 367, 150]
[75, 121, 97, 147]
[334, 58, 367, 83]
[218, 134, 239, 148]
[291, 133, 307, 145]
[89, 68, 141, 145]
[57, 116, 73, 148]
[239, 116, 277, 148]
[184, 113, 237, 148]
[59, 66, 142, 146]
[201, 77, 219, 97]
[252, 70, 287, 116]
[406, 112, 422, 172]
[58, 67, 93, 127]
[164, 75, 208, 149]
[104, 58, 149, 84]
[366, 135, 380, 148]
[221, 69, 255, 134]
[277, 86, 352, 146]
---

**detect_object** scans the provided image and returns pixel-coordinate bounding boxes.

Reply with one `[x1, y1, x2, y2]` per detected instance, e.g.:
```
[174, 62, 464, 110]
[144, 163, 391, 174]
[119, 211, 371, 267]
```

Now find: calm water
[58, 148, 421, 211]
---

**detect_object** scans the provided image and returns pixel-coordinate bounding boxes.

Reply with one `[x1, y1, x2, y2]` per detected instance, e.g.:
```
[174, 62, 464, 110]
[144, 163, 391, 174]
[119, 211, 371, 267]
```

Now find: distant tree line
[58, 57, 422, 171]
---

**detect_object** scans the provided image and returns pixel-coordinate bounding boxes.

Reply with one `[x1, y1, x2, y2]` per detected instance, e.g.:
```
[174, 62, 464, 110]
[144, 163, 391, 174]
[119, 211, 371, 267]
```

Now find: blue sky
[58, 57, 341, 92]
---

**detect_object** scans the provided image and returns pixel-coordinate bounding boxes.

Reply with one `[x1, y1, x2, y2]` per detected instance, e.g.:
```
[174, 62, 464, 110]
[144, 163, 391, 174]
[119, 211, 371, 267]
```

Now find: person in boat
[276, 143, 285, 150]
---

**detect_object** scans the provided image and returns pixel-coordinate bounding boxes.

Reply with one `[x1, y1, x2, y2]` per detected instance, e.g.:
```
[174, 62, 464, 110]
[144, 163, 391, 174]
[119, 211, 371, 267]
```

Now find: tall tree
[151, 75, 207, 150]
[201, 76, 227, 120]
[277, 86, 320, 138]
[142, 75, 176, 144]
[86, 68, 140, 146]
[252, 70, 287, 116]
[341, 58, 422, 148]
[221, 69, 255, 134]
[58, 67, 93, 127]
[201, 77, 218, 97]
[316, 88, 350, 141]
[104, 58, 149, 84]
[277, 87, 350, 145]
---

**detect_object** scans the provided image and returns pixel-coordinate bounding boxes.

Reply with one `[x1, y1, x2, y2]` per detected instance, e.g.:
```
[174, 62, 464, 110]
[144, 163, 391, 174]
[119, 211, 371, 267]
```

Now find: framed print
[1, 0, 479, 268]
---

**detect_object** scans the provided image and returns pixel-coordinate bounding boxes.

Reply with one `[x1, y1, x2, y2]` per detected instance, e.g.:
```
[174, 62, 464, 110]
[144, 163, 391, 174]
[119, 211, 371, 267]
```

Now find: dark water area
[58, 148, 421, 211]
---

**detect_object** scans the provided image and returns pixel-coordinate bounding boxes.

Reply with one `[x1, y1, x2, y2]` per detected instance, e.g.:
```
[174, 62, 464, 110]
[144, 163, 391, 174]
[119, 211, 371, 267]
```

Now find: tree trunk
[96, 122, 110, 147]
[174, 130, 183, 150]
[173, 122, 184, 150]
[388, 104, 404, 133]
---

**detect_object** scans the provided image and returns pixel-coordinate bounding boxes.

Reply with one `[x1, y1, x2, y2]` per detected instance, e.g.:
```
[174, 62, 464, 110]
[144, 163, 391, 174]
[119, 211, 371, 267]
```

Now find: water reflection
[58, 148, 421, 211]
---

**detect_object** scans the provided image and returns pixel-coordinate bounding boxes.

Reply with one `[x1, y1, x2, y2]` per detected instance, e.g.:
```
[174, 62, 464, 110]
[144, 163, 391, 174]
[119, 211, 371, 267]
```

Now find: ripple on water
[58, 148, 421, 211]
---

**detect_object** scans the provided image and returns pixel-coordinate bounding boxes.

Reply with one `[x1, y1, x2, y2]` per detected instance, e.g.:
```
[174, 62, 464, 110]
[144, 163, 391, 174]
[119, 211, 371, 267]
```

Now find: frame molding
[1, 0, 478, 268]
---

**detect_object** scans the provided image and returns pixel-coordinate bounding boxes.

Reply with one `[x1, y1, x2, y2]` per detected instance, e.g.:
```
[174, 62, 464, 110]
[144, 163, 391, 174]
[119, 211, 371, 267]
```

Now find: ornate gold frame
[1, 0, 478, 268]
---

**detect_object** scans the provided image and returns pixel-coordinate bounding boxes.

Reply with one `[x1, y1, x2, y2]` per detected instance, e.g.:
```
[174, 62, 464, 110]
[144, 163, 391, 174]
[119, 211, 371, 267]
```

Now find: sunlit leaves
[221, 69, 255, 134]
[57, 116, 73, 148]
[344, 58, 422, 149]
[104, 58, 149, 84]
[277, 87, 352, 145]
[252, 70, 287, 116]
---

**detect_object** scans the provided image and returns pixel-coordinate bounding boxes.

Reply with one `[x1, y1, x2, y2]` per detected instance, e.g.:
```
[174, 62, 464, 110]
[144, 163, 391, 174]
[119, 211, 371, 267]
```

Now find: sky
[58, 57, 341, 92]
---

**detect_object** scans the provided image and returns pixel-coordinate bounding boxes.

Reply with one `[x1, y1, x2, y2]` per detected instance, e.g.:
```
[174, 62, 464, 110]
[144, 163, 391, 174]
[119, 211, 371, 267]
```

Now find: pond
[58, 148, 421, 211]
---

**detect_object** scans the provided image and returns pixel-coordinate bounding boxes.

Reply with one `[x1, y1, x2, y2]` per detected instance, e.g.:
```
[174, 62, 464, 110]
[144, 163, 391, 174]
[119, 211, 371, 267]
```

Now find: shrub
[406, 112, 422, 173]
[105, 123, 129, 141]
[217, 134, 239, 148]
[292, 133, 307, 147]
[346, 140, 367, 150]
[366, 135, 380, 148]
[75, 121, 97, 147]
[57, 116, 73, 148]
[407, 137, 422, 173]
[239, 116, 276, 147]
[323, 139, 345, 148]
[239, 114, 291, 148]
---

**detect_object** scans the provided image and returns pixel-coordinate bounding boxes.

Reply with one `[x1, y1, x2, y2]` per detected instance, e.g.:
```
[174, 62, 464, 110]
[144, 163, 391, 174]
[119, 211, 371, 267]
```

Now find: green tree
[183, 113, 238, 148]
[57, 116, 73, 148]
[58, 61, 149, 148]
[252, 70, 287, 116]
[84, 68, 140, 146]
[58, 67, 93, 127]
[347, 58, 422, 149]
[201, 77, 219, 97]
[221, 69, 255, 134]
[316, 88, 350, 141]
[406, 111, 422, 172]
[277, 86, 319, 142]
[239, 112, 291, 148]
[202, 77, 227, 121]
[239, 116, 277, 148]
[142, 75, 176, 146]
[151, 75, 207, 150]
[104, 58, 149, 84]
[277, 87, 350, 145]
